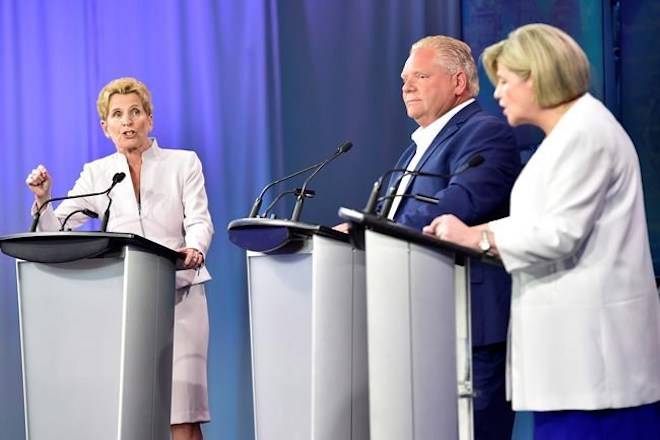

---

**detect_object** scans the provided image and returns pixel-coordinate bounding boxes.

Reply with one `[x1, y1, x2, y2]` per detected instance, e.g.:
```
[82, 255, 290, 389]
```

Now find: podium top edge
[0, 231, 137, 241]
[338, 207, 502, 266]
[0, 231, 180, 263]
[226, 218, 349, 242]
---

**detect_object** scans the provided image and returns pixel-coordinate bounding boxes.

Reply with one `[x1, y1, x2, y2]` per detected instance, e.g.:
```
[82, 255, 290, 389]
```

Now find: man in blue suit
[392, 36, 521, 439]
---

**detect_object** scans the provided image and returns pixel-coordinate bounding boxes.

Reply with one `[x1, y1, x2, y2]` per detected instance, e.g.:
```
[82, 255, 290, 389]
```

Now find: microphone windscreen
[337, 141, 353, 154]
[82, 209, 99, 218]
[113, 172, 127, 183]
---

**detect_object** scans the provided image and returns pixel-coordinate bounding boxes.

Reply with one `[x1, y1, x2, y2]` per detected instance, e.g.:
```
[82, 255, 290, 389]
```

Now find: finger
[26, 169, 39, 185]
[27, 167, 49, 186]
[427, 217, 446, 236]
[426, 217, 443, 234]
[429, 215, 446, 229]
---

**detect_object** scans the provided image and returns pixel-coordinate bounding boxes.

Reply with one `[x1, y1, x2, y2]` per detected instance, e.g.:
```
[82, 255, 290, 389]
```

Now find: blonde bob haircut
[412, 35, 480, 97]
[482, 23, 590, 108]
[96, 77, 153, 121]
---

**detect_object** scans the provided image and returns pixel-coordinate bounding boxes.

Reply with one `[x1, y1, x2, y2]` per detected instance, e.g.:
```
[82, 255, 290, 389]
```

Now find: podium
[0, 232, 180, 440]
[339, 208, 498, 440]
[228, 218, 368, 440]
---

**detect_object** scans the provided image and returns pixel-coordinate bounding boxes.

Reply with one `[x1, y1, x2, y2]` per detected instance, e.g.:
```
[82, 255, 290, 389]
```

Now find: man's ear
[455, 71, 468, 95]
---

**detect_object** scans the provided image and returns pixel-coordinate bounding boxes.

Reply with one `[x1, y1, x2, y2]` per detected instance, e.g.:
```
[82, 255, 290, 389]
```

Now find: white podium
[0, 232, 179, 440]
[340, 208, 489, 440]
[228, 218, 369, 440]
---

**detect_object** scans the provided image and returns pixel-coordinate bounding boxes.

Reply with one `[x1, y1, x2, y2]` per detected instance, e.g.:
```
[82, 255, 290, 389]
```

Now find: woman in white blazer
[423, 24, 660, 439]
[25, 77, 214, 440]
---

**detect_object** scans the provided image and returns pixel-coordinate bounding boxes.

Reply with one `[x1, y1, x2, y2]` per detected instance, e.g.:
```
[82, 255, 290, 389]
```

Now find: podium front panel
[247, 235, 367, 440]
[16, 247, 175, 440]
[18, 258, 124, 438]
[249, 248, 314, 439]
[365, 230, 458, 440]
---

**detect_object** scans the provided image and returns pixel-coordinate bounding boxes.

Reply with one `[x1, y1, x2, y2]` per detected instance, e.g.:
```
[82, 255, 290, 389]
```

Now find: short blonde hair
[96, 77, 153, 120]
[411, 35, 480, 97]
[482, 23, 590, 108]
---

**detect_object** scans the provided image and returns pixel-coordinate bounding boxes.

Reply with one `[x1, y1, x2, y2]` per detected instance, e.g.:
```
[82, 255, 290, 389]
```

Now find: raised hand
[25, 164, 52, 206]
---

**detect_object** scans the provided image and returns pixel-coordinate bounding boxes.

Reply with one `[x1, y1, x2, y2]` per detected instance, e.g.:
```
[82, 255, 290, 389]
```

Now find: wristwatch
[478, 230, 491, 254]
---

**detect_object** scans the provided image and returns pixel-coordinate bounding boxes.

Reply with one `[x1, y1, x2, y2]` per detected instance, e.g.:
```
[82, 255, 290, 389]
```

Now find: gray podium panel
[16, 247, 175, 440]
[247, 235, 368, 440]
[365, 230, 472, 440]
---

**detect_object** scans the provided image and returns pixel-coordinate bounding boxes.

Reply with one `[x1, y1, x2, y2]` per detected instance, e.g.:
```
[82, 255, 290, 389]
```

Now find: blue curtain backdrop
[620, 1, 660, 276]
[1, 1, 658, 439]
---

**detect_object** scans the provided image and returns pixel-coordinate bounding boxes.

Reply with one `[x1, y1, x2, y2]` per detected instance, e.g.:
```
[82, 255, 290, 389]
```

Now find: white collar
[114, 137, 159, 163]
[410, 98, 475, 155]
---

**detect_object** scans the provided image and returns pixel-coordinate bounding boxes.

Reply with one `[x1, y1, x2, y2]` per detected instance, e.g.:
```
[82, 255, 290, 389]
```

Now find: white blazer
[490, 94, 660, 411]
[37, 139, 214, 289]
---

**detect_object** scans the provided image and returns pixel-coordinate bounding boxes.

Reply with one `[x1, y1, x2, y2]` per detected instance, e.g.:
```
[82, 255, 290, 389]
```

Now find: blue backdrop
[1, 1, 657, 439]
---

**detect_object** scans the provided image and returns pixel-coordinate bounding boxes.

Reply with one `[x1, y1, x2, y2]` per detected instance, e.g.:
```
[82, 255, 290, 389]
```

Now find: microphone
[262, 188, 315, 219]
[100, 172, 127, 232]
[378, 193, 439, 205]
[290, 141, 353, 222]
[248, 151, 341, 218]
[59, 209, 99, 231]
[111, 171, 127, 185]
[374, 154, 484, 218]
[30, 172, 126, 232]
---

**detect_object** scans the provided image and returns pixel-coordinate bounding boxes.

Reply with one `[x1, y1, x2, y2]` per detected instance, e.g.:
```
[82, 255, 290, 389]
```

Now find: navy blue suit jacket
[391, 101, 521, 346]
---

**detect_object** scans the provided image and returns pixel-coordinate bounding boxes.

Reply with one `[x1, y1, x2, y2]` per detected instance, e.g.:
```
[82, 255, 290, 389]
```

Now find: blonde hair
[96, 77, 153, 120]
[482, 23, 590, 108]
[411, 35, 480, 97]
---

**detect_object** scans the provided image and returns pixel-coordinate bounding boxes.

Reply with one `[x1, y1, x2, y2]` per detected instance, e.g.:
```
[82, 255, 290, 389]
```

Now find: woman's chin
[505, 113, 523, 127]
[115, 140, 149, 154]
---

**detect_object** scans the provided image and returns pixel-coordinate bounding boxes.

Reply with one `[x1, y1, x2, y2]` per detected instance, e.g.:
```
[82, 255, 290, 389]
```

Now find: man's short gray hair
[411, 35, 480, 97]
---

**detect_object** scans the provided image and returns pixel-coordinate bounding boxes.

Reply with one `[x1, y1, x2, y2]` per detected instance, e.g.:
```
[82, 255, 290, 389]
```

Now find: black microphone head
[113, 172, 126, 184]
[468, 155, 485, 168]
[294, 188, 316, 197]
[336, 141, 353, 154]
[82, 209, 99, 219]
